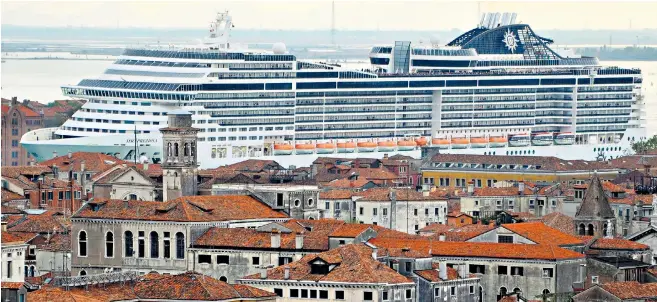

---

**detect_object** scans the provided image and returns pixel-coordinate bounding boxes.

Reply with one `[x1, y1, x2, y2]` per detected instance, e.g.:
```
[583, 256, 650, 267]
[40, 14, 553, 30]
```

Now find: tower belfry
[161, 110, 199, 201]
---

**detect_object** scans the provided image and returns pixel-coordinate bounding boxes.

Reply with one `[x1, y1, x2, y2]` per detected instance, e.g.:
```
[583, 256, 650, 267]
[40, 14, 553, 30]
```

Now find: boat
[431, 138, 451, 150]
[397, 140, 417, 151]
[337, 141, 357, 153]
[554, 132, 575, 145]
[19, 11, 646, 168]
[470, 137, 488, 148]
[295, 143, 315, 155]
[509, 133, 531, 147]
[451, 137, 470, 149]
[532, 133, 554, 146]
[489, 136, 508, 148]
[377, 141, 397, 152]
[273, 144, 293, 155]
[316, 143, 336, 154]
[357, 141, 377, 153]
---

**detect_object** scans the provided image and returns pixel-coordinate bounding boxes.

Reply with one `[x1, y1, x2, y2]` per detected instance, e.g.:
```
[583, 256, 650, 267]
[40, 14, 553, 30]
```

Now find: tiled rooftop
[501, 222, 584, 246]
[225, 159, 283, 172]
[601, 281, 657, 300]
[242, 244, 413, 284]
[40, 152, 124, 172]
[424, 153, 614, 172]
[319, 189, 354, 199]
[0, 231, 36, 245]
[7, 211, 69, 233]
[472, 186, 534, 196]
[73, 196, 288, 222]
[356, 187, 446, 202]
[370, 238, 585, 260]
[528, 212, 575, 235]
[1, 166, 52, 178]
[589, 238, 650, 250]
[193, 227, 318, 251]
[414, 266, 460, 282]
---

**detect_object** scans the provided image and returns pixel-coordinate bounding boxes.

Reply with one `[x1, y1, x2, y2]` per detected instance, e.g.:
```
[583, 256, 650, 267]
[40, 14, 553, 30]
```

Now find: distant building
[1, 231, 30, 302]
[572, 281, 657, 302]
[573, 174, 617, 238]
[1, 97, 43, 166]
[161, 111, 199, 201]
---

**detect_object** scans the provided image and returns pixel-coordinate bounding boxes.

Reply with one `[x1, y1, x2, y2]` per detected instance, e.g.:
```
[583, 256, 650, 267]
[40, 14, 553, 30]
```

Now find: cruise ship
[21, 12, 647, 168]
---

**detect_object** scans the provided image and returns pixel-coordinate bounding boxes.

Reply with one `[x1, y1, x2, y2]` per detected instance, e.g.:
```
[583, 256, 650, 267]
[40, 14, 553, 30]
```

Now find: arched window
[167, 142, 172, 156]
[29, 266, 35, 277]
[184, 143, 189, 156]
[24, 266, 28, 278]
[578, 224, 585, 235]
[79, 270, 87, 276]
[105, 232, 114, 258]
[175, 232, 185, 259]
[307, 198, 314, 207]
[219, 276, 227, 282]
[513, 288, 521, 294]
[542, 289, 550, 297]
[603, 223, 609, 237]
[587, 224, 594, 236]
[127, 194, 138, 200]
[191, 142, 195, 156]
[78, 231, 88, 257]
[499, 287, 507, 296]
[174, 143, 179, 156]
[150, 232, 159, 258]
[124, 231, 134, 257]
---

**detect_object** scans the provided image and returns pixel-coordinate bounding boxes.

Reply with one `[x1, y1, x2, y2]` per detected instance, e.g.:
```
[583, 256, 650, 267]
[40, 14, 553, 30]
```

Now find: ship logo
[502, 29, 520, 53]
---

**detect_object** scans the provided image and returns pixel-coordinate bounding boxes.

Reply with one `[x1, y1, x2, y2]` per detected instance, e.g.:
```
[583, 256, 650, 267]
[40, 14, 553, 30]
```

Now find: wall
[1, 244, 27, 283]
[356, 200, 447, 233]
[320, 198, 354, 222]
[237, 281, 415, 302]
[36, 250, 71, 274]
[421, 170, 619, 189]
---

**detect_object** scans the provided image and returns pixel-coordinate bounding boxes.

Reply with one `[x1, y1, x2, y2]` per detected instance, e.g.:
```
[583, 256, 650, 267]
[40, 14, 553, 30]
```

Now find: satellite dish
[272, 42, 287, 54]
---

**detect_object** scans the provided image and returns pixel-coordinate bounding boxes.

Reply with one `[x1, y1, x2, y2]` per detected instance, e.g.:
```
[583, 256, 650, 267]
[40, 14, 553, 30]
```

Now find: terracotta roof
[378, 246, 431, 258]
[1, 166, 52, 178]
[27, 272, 275, 301]
[473, 186, 533, 196]
[1, 104, 9, 114]
[329, 223, 372, 238]
[370, 238, 586, 260]
[92, 164, 156, 186]
[414, 266, 460, 282]
[1, 282, 24, 289]
[319, 189, 354, 199]
[502, 222, 584, 246]
[73, 196, 288, 222]
[8, 211, 69, 234]
[324, 178, 374, 189]
[601, 281, 657, 300]
[590, 238, 650, 250]
[25, 272, 53, 287]
[281, 219, 349, 251]
[418, 223, 455, 234]
[36, 233, 71, 252]
[349, 167, 400, 181]
[356, 187, 447, 202]
[529, 212, 575, 235]
[609, 155, 657, 170]
[421, 223, 495, 241]
[225, 159, 283, 172]
[1, 231, 36, 245]
[242, 244, 413, 284]
[1, 204, 25, 214]
[40, 152, 124, 172]
[194, 227, 316, 250]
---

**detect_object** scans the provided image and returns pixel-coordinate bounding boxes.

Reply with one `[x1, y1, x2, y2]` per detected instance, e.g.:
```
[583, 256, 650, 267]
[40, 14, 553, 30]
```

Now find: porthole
[294, 199, 301, 207]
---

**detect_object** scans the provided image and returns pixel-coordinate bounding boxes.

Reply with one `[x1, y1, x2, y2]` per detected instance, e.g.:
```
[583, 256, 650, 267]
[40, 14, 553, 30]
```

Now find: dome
[272, 42, 287, 54]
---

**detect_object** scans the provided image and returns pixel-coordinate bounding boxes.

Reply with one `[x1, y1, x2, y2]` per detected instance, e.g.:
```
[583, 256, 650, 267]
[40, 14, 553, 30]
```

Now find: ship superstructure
[21, 12, 647, 168]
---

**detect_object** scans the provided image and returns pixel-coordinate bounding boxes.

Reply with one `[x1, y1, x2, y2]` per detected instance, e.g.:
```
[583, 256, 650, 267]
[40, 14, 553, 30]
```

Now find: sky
[1, 0, 657, 31]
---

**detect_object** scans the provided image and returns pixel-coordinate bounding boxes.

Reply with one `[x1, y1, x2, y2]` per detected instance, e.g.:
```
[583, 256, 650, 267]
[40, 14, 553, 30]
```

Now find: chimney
[371, 247, 378, 260]
[489, 221, 495, 227]
[438, 233, 446, 242]
[80, 160, 86, 172]
[295, 232, 304, 249]
[389, 189, 397, 202]
[68, 151, 72, 159]
[143, 163, 149, 171]
[260, 268, 267, 279]
[1, 221, 6, 232]
[284, 266, 290, 280]
[124, 199, 130, 209]
[52, 151, 58, 159]
[271, 228, 281, 248]
[439, 262, 447, 280]
[383, 153, 389, 159]
[423, 190, 429, 197]
[11, 97, 17, 105]
[518, 181, 525, 195]
[458, 263, 467, 278]
[467, 181, 474, 195]
[52, 164, 59, 177]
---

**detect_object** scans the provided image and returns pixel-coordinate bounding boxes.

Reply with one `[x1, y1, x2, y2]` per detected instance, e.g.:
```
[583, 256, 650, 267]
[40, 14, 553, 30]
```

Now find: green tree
[632, 135, 657, 154]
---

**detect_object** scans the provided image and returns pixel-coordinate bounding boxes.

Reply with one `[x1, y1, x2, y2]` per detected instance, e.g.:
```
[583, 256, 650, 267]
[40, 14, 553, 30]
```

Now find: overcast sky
[2, 0, 657, 31]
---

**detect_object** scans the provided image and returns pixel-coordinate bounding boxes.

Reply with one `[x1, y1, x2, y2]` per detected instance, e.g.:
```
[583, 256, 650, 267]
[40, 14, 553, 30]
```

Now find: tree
[632, 135, 657, 154]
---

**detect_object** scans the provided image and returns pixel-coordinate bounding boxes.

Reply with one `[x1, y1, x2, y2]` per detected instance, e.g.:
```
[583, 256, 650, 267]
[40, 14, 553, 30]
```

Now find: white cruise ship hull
[22, 127, 645, 168]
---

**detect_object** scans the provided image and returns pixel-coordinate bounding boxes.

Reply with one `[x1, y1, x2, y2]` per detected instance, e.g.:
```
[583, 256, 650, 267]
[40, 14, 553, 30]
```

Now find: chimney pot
[284, 266, 290, 280]
[295, 232, 304, 249]
[439, 262, 447, 280]
[371, 247, 378, 260]
[271, 229, 281, 249]
[260, 268, 267, 279]
[438, 233, 446, 242]
[68, 151, 72, 159]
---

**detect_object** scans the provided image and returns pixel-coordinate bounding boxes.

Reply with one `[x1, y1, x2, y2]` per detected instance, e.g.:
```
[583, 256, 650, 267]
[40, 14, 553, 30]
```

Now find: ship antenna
[331, 1, 336, 47]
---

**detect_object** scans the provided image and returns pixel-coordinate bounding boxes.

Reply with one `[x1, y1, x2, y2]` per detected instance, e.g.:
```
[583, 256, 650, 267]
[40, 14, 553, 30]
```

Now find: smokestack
[439, 233, 446, 242]
[284, 266, 290, 280]
[439, 262, 447, 280]
[295, 232, 304, 249]
[271, 228, 281, 248]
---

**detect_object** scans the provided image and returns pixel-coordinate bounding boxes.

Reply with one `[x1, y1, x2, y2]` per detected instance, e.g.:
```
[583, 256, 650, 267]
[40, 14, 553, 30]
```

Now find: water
[1, 58, 656, 135]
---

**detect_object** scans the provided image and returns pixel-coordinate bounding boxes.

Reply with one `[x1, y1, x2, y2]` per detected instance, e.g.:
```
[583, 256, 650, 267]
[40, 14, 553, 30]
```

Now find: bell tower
[161, 110, 199, 201]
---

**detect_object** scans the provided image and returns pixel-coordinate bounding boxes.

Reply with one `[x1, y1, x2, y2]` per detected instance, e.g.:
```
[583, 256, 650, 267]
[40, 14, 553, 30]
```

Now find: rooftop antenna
[331, 1, 336, 46]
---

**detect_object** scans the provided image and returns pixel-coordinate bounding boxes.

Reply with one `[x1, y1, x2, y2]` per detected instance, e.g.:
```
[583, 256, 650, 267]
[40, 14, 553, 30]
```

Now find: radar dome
[272, 43, 287, 54]
[430, 35, 441, 45]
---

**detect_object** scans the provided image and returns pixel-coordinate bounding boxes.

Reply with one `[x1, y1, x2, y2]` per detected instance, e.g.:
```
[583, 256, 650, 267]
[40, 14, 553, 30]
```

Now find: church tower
[161, 110, 199, 201]
[574, 173, 617, 238]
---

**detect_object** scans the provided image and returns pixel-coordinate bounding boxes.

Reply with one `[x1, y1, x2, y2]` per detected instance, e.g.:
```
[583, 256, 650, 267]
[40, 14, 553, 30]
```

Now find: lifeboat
[377, 140, 397, 152]
[397, 140, 417, 151]
[316, 143, 336, 154]
[415, 137, 428, 147]
[273, 144, 293, 156]
[431, 138, 450, 150]
[508, 133, 530, 147]
[554, 132, 575, 145]
[451, 137, 470, 149]
[357, 141, 377, 153]
[470, 137, 488, 148]
[531, 133, 554, 146]
[337, 142, 357, 153]
[489, 136, 508, 148]
[295, 143, 315, 155]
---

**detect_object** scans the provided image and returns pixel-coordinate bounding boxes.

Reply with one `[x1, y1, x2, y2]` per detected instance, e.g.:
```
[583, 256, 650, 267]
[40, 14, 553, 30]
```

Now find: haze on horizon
[2, 0, 657, 31]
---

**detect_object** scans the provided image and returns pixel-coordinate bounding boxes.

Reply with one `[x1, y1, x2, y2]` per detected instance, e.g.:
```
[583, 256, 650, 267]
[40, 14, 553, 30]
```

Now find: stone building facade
[1, 97, 43, 166]
[161, 110, 199, 201]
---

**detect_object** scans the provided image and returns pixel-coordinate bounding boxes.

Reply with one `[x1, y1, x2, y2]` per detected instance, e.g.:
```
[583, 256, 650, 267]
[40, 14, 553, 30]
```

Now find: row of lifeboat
[273, 133, 575, 155]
